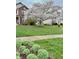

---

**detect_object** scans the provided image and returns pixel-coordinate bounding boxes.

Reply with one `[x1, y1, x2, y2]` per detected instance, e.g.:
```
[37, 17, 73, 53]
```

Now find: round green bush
[16, 55, 20, 59]
[16, 40, 22, 48]
[22, 48, 30, 55]
[21, 41, 29, 46]
[27, 54, 38, 59]
[32, 44, 40, 53]
[20, 46, 26, 53]
[37, 49, 48, 59]
[16, 52, 20, 56]
[28, 41, 34, 47]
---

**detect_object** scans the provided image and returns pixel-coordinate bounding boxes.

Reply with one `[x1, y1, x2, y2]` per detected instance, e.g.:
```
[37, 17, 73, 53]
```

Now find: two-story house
[16, 2, 29, 24]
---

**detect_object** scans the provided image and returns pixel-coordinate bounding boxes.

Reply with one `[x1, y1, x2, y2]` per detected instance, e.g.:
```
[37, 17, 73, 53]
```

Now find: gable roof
[16, 2, 29, 9]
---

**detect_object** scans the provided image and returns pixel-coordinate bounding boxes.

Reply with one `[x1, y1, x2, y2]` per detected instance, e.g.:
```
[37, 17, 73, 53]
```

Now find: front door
[16, 16, 20, 24]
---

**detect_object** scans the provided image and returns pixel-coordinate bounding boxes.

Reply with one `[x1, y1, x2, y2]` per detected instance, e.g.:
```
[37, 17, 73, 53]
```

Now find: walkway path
[16, 34, 63, 41]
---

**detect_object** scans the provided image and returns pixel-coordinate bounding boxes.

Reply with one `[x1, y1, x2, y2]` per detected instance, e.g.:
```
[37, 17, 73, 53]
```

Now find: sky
[16, 0, 63, 7]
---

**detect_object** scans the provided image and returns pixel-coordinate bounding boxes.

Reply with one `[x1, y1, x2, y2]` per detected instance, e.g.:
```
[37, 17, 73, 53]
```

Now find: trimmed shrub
[25, 17, 36, 25]
[52, 23, 58, 25]
[28, 41, 34, 47]
[20, 46, 26, 53]
[37, 49, 48, 59]
[16, 40, 22, 49]
[60, 23, 63, 25]
[22, 48, 30, 56]
[27, 54, 38, 59]
[32, 44, 40, 53]
[16, 52, 20, 56]
[16, 55, 20, 59]
[21, 41, 29, 46]
[22, 41, 34, 48]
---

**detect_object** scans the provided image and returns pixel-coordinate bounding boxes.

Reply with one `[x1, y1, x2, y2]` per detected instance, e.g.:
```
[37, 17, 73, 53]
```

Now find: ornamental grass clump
[16, 52, 20, 59]
[28, 41, 34, 48]
[20, 46, 26, 53]
[37, 49, 48, 59]
[16, 52, 20, 56]
[21, 41, 29, 46]
[22, 48, 30, 56]
[27, 54, 38, 59]
[16, 40, 22, 49]
[16, 55, 20, 59]
[32, 44, 40, 54]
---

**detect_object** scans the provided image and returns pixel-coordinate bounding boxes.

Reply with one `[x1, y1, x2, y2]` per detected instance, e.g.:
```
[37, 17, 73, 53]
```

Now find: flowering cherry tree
[27, 0, 63, 25]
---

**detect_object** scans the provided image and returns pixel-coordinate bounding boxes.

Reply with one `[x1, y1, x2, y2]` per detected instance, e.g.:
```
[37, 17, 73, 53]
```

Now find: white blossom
[27, 0, 63, 25]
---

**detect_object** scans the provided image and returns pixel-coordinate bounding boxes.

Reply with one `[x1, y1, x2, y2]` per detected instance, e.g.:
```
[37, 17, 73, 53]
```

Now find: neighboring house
[43, 6, 63, 25]
[16, 2, 29, 24]
[43, 19, 63, 25]
[43, 19, 53, 25]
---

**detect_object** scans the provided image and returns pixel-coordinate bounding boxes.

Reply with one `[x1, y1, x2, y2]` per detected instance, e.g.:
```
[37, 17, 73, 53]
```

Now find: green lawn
[33, 38, 63, 59]
[16, 25, 63, 37]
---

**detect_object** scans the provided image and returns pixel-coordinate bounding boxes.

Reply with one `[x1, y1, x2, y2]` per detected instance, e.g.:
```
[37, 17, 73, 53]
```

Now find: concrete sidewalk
[16, 34, 63, 41]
